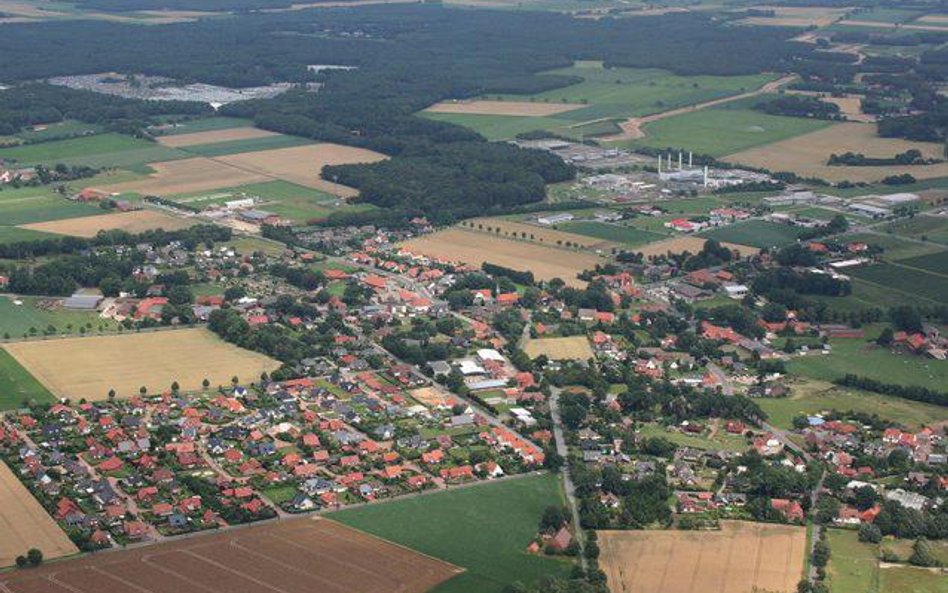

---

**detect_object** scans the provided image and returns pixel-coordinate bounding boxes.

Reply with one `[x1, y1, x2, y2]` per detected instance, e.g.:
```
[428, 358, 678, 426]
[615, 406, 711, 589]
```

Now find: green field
[838, 232, 943, 261]
[0, 296, 117, 339]
[758, 379, 948, 431]
[172, 180, 355, 223]
[788, 325, 948, 392]
[631, 107, 829, 156]
[178, 134, 313, 157]
[895, 250, 948, 275]
[0, 348, 55, 410]
[637, 422, 748, 452]
[0, 185, 105, 234]
[423, 64, 777, 141]
[882, 215, 948, 245]
[331, 473, 572, 593]
[700, 220, 809, 248]
[828, 529, 879, 593]
[152, 116, 255, 135]
[0, 133, 187, 174]
[848, 262, 948, 304]
[15, 120, 103, 143]
[560, 221, 667, 246]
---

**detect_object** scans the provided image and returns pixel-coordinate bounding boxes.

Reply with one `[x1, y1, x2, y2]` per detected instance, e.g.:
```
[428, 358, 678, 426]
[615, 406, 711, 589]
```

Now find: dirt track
[601, 74, 798, 142]
[0, 518, 460, 593]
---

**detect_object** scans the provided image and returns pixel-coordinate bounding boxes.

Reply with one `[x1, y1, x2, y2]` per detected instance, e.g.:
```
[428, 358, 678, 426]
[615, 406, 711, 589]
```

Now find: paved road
[549, 386, 587, 570]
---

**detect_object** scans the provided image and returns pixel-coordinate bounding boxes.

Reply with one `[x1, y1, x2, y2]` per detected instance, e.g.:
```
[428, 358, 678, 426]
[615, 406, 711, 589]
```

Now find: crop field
[895, 250, 948, 275]
[0, 517, 458, 592]
[19, 209, 193, 238]
[3, 328, 281, 401]
[0, 133, 182, 167]
[156, 126, 281, 147]
[462, 216, 618, 250]
[400, 227, 599, 287]
[633, 236, 759, 258]
[333, 473, 571, 593]
[848, 262, 948, 304]
[423, 64, 776, 140]
[102, 156, 268, 196]
[175, 134, 314, 158]
[725, 122, 948, 183]
[632, 107, 829, 156]
[788, 325, 948, 391]
[524, 336, 594, 360]
[0, 296, 117, 340]
[882, 215, 948, 245]
[0, 460, 78, 569]
[700, 220, 810, 249]
[216, 143, 388, 197]
[0, 185, 103, 232]
[837, 232, 943, 260]
[739, 6, 849, 27]
[559, 221, 668, 246]
[425, 100, 584, 116]
[154, 117, 255, 135]
[757, 379, 948, 431]
[598, 521, 807, 593]
[0, 348, 55, 410]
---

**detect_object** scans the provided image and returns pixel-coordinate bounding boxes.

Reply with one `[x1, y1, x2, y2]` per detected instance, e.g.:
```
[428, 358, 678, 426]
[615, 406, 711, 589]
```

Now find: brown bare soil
[102, 156, 269, 196]
[410, 386, 452, 408]
[634, 236, 759, 258]
[598, 521, 807, 593]
[0, 461, 78, 569]
[3, 328, 281, 400]
[400, 227, 600, 287]
[0, 518, 460, 593]
[462, 217, 620, 250]
[18, 210, 193, 238]
[216, 144, 388, 197]
[156, 127, 280, 148]
[524, 336, 594, 360]
[425, 100, 584, 117]
[725, 122, 948, 183]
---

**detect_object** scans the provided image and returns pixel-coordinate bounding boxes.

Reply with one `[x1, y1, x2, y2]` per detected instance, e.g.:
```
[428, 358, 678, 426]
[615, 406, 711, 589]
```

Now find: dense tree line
[754, 95, 841, 120]
[0, 84, 210, 136]
[828, 149, 935, 167]
[834, 374, 948, 407]
[481, 262, 535, 286]
[0, 224, 230, 260]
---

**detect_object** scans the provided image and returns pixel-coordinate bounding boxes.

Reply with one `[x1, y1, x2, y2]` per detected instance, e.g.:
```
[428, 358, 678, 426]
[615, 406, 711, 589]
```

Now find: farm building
[537, 213, 574, 225]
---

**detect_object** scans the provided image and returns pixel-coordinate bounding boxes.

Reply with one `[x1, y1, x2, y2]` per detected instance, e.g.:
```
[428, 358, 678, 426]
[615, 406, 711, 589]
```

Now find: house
[547, 526, 573, 552]
[771, 498, 805, 522]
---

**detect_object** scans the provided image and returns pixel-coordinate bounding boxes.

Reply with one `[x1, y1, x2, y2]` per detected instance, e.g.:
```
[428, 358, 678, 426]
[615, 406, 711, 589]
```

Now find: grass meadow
[0, 348, 55, 410]
[331, 473, 572, 593]
[700, 220, 810, 249]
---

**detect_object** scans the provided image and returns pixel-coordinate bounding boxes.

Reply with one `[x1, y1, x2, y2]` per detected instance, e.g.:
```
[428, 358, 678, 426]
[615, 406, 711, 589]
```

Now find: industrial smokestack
[678, 152, 683, 171]
[703, 165, 709, 188]
[657, 155, 661, 174]
[689, 152, 693, 168]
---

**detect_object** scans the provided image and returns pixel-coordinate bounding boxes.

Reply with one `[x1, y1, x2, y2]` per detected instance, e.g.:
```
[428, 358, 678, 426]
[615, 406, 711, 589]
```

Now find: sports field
[0, 348, 55, 410]
[524, 336, 594, 360]
[19, 209, 193, 238]
[171, 180, 345, 223]
[726, 122, 948, 183]
[3, 328, 281, 400]
[0, 517, 457, 592]
[0, 460, 78, 569]
[598, 521, 807, 593]
[633, 236, 759, 258]
[332, 473, 571, 593]
[700, 220, 810, 249]
[401, 227, 599, 287]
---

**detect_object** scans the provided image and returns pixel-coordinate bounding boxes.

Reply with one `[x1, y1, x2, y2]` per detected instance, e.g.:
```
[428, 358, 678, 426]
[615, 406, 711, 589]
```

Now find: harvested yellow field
[4, 328, 281, 401]
[599, 521, 807, 593]
[156, 127, 280, 148]
[838, 19, 948, 31]
[217, 143, 388, 197]
[19, 209, 193, 238]
[460, 217, 618, 250]
[102, 156, 268, 196]
[635, 236, 758, 258]
[410, 386, 452, 408]
[0, 460, 78, 569]
[425, 100, 584, 117]
[401, 227, 598, 287]
[787, 91, 874, 123]
[524, 336, 594, 361]
[726, 122, 948, 183]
